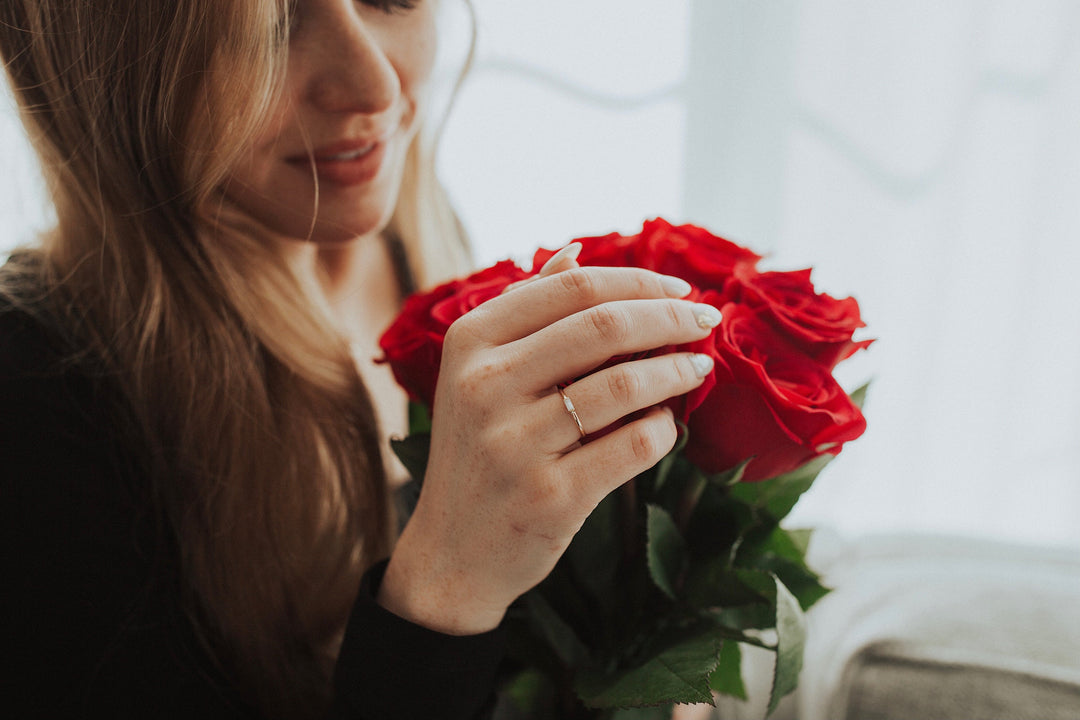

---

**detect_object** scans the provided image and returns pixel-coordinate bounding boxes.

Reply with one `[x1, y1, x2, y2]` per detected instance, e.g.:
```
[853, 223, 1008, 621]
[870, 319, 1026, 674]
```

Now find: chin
[228, 184, 400, 245]
[225, 153, 407, 245]
[307, 208, 395, 245]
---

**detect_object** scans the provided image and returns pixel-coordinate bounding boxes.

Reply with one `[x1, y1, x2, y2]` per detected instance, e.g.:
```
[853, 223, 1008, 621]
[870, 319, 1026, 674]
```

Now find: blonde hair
[389, 0, 477, 290]
[0, 0, 471, 715]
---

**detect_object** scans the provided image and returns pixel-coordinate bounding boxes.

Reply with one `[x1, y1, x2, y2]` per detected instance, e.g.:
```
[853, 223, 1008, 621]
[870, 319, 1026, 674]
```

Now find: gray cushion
[792, 534, 1080, 720]
[841, 643, 1080, 720]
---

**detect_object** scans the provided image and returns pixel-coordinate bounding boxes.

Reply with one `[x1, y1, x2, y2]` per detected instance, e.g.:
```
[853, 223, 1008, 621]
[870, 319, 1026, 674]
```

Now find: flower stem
[675, 472, 707, 533]
[620, 479, 639, 561]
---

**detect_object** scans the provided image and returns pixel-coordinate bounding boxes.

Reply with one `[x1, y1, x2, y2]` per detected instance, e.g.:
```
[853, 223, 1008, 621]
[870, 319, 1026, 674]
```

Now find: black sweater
[0, 301, 505, 719]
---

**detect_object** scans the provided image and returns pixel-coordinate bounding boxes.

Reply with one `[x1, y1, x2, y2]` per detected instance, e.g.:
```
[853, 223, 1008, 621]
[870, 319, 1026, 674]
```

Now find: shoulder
[0, 293, 114, 460]
[0, 282, 246, 715]
[0, 292, 66, 371]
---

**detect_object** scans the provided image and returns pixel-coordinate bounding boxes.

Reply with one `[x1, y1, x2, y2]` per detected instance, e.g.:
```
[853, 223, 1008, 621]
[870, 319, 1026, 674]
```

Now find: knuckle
[663, 299, 685, 329]
[607, 365, 642, 406]
[629, 424, 660, 464]
[629, 417, 675, 464]
[443, 316, 472, 348]
[631, 269, 661, 297]
[558, 267, 599, 304]
[584, 304, 628, 345]
[458, 353, 512, 396]
[672, 354, 695, 386]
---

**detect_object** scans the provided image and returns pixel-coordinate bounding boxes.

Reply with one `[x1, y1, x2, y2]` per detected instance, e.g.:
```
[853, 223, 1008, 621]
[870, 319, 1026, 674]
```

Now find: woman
[0, 0, 720, 717]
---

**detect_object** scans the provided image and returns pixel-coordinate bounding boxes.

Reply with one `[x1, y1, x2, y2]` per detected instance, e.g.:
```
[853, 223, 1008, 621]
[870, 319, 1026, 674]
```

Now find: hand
[378, 263, 720, 635]
[500, 241, 585, 294]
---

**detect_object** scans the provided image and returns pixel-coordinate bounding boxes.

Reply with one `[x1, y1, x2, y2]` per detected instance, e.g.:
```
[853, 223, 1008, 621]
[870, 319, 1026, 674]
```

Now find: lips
[306, 138, 380, 162]
[315, 144, 377, 162]
[286, 135, 391, 187]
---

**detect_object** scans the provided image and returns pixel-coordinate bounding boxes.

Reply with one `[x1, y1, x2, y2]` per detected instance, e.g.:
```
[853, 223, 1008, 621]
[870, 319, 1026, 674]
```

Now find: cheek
[391, 8, 439, 100]
[231, 100, 294, 186]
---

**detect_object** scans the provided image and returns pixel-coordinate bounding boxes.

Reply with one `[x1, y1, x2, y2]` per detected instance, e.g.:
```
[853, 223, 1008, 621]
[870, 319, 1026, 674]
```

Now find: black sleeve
[332, 560, 505, 720]
[0, 310, 505, 719]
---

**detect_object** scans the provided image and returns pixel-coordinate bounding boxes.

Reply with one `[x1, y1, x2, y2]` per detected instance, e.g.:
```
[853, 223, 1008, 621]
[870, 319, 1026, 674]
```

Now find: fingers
[463, 266, 694, 346]
[557, 405, 679, 509]
[543, 352, 715, 450]
[538, 242, 582, 277]
[509, 297, 722, 393]
[500, 242, 581, 295]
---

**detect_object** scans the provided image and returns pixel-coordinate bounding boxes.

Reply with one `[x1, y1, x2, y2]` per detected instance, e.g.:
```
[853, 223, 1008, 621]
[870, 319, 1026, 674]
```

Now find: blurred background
[3, 0, 1079, 550]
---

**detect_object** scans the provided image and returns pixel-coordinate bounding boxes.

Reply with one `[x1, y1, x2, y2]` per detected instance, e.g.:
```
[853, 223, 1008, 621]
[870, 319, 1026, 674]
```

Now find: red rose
[532, 230, 638, 270]
[383, 219, 870, 484]
[685, 296, 866, 482]
[379, 260, 531, 407]
[634, 218, 762, 292]
[727, 268, 873, 369]
[533, 220, 761, 294]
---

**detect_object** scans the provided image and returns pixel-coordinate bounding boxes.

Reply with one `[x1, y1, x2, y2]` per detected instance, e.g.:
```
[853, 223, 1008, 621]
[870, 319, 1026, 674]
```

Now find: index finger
[460, 267, 694, 346]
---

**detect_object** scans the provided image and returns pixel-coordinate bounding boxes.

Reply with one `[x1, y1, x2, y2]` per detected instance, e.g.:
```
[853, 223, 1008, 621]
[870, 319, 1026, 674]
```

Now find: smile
[286, 139, 390, 188]
[316, 144, 377, 162]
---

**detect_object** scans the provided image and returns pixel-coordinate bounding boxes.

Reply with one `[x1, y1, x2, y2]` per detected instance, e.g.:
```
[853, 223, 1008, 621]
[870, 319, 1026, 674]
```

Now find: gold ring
[558, 387, 587, 438]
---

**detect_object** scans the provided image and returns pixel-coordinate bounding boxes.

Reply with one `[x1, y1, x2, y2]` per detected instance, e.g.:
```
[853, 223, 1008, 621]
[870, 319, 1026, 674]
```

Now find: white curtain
[440, 0, 1080, 550]
[3, 0, 1078, 549]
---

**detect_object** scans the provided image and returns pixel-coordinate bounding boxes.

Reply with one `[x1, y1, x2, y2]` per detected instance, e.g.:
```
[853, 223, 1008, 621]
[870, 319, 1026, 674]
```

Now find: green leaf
[736, 525, 812, 571]
[735, 527, 829, 611]
[768, 576, 807, 716]
[747, 554, 829, 612]
[786, 528, 814, 557]
[849, 381, 870, 410]
[709, 569, 780, 630]
[680, 481, 749, 562]
[565, 492, 621, 614]
[407, 401, 432, 434]
[576, 630, 722, 708]
[653, 421, 690, 492]
[729, 454, 833, 522]
[500, 669, 557, 719]
[389, 433, 431, 483]
[777, 566, 829, 612]
[684, 558, 770, 610]
[525, 591, 589, 667]
[709, 640, 747, 701]
[707, 458, 751, 488]
[646, 504, 688, 600]
[610, 706, 676, 720]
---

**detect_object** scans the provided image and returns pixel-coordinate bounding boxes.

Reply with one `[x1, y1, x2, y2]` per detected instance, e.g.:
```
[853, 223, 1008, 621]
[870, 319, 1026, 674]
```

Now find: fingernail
[660, 275, 693, 298]
[689, 353, 714, 378]
[539, 242, 582, 276]
[692, 303, 722, 330]
[500, 278, 531, 295]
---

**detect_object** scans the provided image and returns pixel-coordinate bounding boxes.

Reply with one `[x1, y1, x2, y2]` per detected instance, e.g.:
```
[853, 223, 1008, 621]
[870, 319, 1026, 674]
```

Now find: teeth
[322, 145, 374, 162]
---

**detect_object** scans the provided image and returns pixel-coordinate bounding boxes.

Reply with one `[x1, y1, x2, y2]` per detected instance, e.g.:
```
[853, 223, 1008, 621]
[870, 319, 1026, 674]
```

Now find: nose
[301, 13, 401, 116]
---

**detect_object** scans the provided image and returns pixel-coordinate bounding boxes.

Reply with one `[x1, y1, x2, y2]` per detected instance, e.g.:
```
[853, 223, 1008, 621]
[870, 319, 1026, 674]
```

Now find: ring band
[558, 387, 587, 438]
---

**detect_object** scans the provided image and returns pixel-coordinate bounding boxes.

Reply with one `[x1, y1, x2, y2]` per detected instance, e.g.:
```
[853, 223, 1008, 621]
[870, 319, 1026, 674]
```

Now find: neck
[279, 234, 402, 340]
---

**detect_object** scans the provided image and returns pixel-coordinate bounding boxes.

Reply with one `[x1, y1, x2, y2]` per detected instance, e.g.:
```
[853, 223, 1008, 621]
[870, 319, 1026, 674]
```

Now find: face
[225, 0, 438, 244]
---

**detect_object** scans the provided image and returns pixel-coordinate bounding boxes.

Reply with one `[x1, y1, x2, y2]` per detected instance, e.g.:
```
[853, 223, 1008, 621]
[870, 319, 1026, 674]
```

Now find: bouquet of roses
[379, 218, 871, 719]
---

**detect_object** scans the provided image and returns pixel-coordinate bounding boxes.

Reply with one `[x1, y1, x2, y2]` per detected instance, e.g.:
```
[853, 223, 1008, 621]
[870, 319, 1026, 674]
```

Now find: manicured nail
[539, 242, 582, 275]
[689, 353, 714, 378]
[692, 303, 722, 330]
[660, 275, 693, 298]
